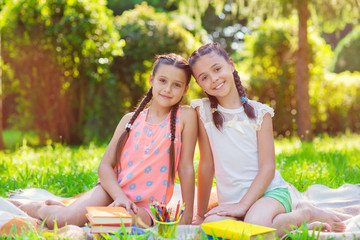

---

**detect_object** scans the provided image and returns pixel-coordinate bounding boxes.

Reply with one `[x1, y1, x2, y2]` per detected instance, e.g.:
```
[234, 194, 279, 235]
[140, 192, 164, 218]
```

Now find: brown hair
[189, 43, 255, 129]
[115, 54, 191, 184]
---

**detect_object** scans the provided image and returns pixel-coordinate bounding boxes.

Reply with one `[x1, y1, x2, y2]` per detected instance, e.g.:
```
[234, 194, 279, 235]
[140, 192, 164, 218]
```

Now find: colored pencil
[149, 201, 185, 223]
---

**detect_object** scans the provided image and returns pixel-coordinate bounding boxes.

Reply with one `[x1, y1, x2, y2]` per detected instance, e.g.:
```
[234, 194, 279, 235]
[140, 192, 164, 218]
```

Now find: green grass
[1, 133, 359, 239]
[275, 134, 360, 191]
[0, 141, 105, 197]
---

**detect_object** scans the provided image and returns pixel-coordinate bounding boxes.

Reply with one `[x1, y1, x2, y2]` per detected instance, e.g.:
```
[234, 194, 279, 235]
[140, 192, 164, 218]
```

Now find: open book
[86, 206, 132, 225]
[201, 219, 276, 240]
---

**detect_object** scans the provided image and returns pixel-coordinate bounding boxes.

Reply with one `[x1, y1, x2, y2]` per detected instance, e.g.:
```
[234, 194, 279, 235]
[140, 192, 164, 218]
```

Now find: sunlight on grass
[1, 134, 359, 197]
[0, 142, 106, 197]
[275, 134, 360, 191]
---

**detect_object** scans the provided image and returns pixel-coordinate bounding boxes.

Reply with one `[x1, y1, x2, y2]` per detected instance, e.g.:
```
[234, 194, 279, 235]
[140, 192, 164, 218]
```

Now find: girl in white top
[189, 43, 346, 237]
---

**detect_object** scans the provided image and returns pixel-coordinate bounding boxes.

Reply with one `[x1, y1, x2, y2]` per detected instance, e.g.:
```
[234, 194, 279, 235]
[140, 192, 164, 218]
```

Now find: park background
[0, 0, 360, 223]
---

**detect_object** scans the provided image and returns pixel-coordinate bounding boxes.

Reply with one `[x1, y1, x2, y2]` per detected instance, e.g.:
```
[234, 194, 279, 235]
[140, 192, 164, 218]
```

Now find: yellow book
[201, 220, 276, 240]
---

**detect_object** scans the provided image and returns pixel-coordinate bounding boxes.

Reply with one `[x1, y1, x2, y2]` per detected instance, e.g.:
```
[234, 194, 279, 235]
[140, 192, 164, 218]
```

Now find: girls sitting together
[11, 43, 349, 238]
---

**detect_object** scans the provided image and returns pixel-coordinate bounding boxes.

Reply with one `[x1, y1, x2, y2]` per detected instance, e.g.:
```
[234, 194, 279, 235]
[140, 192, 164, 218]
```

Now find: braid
[208, 94, 224, 130]
[115, 88, 153, 174]
[233, 70, 256, 119]
[168, 102, 179, 184]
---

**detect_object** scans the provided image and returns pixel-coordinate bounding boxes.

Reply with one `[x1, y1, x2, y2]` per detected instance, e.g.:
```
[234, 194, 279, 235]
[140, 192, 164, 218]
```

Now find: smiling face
[149, 64, 189, 109]
[191, 52, 237, 99]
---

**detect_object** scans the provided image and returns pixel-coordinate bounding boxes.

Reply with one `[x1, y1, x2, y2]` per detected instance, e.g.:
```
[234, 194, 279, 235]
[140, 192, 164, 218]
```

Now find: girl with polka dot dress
[15, 54, 197, 229]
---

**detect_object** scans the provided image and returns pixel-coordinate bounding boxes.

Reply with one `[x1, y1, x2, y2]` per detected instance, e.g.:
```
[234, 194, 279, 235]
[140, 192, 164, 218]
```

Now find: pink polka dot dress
[101, 107, 182, 217]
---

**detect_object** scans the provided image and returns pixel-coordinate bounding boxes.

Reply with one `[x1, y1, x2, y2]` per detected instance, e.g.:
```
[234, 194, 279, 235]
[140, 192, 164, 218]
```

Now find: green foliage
[242, 17, 333, 137]
[310, 71, 360, 134]
[1, 0, 122, 144]
[242, 18, 296, 136]
[111, 2, 202, 109]
[331, 26, 360, 73]
[2, 129, 39, 149]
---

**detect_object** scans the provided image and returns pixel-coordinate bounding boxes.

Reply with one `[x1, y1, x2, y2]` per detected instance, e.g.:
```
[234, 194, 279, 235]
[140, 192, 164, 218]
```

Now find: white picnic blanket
[2, 183, 360, 239]
[288, 183, 360, 239]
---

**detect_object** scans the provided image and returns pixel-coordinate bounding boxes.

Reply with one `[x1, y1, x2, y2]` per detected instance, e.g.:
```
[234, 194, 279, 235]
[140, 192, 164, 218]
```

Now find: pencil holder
[154, 219, 179, 239]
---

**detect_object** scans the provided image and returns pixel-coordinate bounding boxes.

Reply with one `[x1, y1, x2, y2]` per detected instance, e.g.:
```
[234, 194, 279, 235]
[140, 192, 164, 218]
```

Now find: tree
[172, 0, 360, 140]
[1, 0, 121, 144]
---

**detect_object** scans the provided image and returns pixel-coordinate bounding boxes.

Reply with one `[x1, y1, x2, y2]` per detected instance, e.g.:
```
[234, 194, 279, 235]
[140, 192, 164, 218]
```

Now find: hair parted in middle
[189, 42, 255, 130]
[115, 53, 191, 184]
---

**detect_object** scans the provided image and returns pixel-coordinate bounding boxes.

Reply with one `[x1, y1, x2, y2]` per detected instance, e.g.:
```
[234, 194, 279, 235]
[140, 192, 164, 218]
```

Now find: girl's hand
[192, 214, 205, 225]
[204, 203, 247, 218]
[108, 196, 138, 214]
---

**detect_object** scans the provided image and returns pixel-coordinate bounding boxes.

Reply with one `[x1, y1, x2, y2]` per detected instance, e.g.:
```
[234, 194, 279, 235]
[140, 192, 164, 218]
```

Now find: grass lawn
[0, 133, 359, 239]
[1, 133, 359, 197]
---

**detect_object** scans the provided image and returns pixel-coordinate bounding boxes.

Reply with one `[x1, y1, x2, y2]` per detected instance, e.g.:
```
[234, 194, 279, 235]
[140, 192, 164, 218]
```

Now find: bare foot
[308, 205, 346, 232]
[45, 199, 66, 207]
[18, 201, 46, 220]
[307, 222, 331, 232]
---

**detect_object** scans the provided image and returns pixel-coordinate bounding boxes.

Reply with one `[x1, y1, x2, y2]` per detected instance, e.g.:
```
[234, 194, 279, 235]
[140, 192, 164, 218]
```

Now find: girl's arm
[177, 106, 197, 225]
[205, 113, 275, 217]
[97, 113, 138, 213]
[237, 112, 276, 210]
[194, 106, 215, 224]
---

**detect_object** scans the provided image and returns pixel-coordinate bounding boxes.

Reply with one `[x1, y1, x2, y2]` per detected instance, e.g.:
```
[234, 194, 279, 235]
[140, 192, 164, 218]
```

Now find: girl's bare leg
[245, 197, 345, 238]
[18, 185, 113, 229]
[15, 185, 153, 229]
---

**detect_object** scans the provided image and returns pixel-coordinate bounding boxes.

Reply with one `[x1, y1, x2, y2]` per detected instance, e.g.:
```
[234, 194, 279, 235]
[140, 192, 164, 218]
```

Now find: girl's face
[191, 52, 236, 98]
[149, 64, 189, 108]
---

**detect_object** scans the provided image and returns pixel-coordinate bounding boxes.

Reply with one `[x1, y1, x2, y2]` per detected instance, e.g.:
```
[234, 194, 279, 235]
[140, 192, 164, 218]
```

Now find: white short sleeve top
[191, 98, 288, 204]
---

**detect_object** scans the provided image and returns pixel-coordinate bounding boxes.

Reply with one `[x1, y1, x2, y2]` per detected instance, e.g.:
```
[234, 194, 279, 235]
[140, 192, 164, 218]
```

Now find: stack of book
[86, 206, 133, 235]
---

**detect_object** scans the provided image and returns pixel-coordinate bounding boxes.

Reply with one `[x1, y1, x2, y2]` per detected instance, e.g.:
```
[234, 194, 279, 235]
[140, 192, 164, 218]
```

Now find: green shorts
[263, 188, 292, 213]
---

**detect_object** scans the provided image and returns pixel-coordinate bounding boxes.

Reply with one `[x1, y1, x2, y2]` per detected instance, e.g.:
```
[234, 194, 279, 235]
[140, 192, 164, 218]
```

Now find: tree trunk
[0, 31, 5, 150]
[296, 0, 313, 141]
